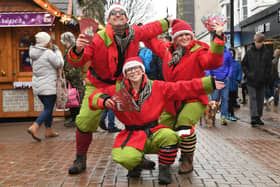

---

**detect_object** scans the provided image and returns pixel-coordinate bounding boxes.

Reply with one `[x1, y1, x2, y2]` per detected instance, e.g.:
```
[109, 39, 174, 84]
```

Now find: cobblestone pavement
[0, 103, 280, 187]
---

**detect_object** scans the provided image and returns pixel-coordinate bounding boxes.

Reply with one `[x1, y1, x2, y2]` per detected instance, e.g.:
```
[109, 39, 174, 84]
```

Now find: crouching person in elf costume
[144, 19, 225, 174]
[88, 57, 224, 184]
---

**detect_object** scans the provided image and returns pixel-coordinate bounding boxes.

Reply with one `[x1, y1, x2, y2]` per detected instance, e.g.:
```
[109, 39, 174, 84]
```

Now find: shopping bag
[56, 69, 68, 109]
[65, 82, 80, 108]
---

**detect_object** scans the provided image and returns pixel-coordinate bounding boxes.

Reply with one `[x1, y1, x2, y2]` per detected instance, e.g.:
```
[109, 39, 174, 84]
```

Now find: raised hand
[75, 34, 92, 53]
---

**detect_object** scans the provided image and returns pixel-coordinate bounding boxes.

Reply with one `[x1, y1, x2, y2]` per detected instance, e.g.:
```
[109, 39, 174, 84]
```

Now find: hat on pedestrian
[171, 19, 194, 40]
[35, 32, 51, 47]
[106, 3, 128, 20]
[122, 57, 145, 76]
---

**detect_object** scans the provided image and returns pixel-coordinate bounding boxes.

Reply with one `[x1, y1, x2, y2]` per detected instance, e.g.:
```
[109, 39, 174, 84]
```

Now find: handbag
[65, 82, 80, 108]
[56, 69, 68, 109]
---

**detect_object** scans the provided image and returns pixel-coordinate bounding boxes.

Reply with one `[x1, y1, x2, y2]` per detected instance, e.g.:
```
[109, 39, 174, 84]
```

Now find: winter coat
[63, 47, 84, 94]
[30, 45, 64, 95]
[144, 34, 225, 115]
[207, 48, 233, 81]
[67, 19, 169, 89]
[241, 44, 272, 88]
[89, 76, 215, 151]
[229, 60, 242, 91]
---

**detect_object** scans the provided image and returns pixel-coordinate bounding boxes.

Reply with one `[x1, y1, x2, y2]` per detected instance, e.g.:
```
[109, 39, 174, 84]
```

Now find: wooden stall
[0, 0, 79, 118]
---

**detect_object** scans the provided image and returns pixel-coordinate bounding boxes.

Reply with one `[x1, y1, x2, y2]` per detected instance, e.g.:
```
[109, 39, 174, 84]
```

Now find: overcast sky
[150, 0, 176, 20]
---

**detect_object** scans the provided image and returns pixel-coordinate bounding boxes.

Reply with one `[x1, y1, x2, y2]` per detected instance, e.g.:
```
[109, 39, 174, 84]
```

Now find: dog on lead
[200, 100, 220, 128]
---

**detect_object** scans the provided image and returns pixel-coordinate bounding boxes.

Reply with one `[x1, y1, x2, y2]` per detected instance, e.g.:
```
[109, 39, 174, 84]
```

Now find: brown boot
[27, 122, 41, 142]
[45, 128, 59, 138]
[159, 164, 172, 184]
[68, 153, 87, 174]
[178, 153, 194, 174]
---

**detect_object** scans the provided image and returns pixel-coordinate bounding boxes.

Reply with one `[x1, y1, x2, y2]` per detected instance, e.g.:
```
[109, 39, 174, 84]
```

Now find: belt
[89, 67, 116, 85]
[121, 121, 158, 148]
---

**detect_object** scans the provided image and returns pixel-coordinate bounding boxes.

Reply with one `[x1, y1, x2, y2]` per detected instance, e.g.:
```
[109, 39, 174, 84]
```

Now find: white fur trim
[106, 4, 127, 19]
[172, 30, 194, 40]
[177, 129, 191, 137]
[122, 61, 145, 76]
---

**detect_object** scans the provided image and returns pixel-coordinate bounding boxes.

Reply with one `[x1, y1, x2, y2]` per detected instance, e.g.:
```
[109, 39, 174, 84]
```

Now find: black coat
[241, 44, 272, 88]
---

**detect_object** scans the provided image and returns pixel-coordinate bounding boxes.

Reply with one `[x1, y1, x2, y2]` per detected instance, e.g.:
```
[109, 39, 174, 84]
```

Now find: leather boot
[127, 157, 156, 177]
[159, 164, 171, 184]
[178, 152, 194, 174]
[68, 153, 87, 174]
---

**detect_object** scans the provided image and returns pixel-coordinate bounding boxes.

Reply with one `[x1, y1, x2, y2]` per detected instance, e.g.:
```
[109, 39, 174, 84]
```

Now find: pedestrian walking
[27, 32, 64, 142]
[66, 3, 171, 174]
[241, 33, 272, 127]
[143, 19, 225, 174]
[89, 57, 223, 184]
[60, 32, 84, 127]
[228, 48, 242, 121]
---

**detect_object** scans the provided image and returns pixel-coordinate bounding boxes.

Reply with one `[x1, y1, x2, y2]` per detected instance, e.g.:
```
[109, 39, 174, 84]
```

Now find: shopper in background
[27, 32, 64, 142]
[60, 32, 85, 127]
[242, 33, 272, 127]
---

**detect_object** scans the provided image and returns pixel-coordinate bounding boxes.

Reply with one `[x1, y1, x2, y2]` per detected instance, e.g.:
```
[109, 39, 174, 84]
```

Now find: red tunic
[145, 37, 225, 115]
[67, 20, 168, 88]
[89, 77, 213, 151]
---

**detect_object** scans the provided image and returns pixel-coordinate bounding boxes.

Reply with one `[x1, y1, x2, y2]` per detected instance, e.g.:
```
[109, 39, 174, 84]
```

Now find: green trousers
[111, 128, 179, 170]
[159, 102, 206, 129]
[75, 82, 103, 132]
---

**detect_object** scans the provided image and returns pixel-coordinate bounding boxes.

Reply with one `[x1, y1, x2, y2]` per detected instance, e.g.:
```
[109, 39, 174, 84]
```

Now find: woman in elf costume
[88, 57, 224, 184]
[144, 19, 225, 174]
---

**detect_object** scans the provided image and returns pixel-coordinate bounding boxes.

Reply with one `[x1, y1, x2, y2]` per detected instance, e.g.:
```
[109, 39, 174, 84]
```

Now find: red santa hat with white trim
[106, 3, 128, 20]
[122, 57, 145, 76]
[171, 19, 194, 40]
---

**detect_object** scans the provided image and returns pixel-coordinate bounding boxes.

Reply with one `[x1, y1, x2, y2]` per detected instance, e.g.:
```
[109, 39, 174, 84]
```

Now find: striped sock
[159, 144, 178, 165]
[180, 132, 196, 154]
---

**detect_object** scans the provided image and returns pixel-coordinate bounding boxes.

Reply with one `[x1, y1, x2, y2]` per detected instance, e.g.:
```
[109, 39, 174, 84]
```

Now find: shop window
[18, 32, 36, 72]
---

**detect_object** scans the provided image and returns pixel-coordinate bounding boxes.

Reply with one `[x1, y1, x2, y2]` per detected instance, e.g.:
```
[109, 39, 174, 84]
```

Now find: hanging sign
[0, 12, 54, 27]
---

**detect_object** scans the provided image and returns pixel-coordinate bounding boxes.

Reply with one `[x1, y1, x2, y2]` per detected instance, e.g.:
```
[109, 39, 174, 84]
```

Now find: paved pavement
[0, 102, 280, 187]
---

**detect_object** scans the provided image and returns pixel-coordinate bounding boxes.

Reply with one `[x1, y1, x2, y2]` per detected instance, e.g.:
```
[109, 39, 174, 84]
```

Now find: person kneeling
[88, 57, 223, 184]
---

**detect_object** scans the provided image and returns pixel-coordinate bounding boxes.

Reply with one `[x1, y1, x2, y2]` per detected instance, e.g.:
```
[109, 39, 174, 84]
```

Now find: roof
[48, 0, 69, 14]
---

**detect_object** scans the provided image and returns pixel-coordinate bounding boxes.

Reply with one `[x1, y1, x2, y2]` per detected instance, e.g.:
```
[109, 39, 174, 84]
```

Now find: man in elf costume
[66, 3, 171, 174]
[89, 57, 224, 184]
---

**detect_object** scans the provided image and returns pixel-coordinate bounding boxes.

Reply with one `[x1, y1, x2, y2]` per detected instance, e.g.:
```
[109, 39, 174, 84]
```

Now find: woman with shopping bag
[27, 32, 64, 142]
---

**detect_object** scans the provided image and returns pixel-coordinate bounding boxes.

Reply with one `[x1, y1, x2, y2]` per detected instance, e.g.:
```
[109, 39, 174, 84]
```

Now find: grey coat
[30, 45, 64, 95]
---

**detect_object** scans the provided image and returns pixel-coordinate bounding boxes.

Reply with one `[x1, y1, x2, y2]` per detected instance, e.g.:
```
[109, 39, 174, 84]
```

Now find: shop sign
[0, 12, 54, 27]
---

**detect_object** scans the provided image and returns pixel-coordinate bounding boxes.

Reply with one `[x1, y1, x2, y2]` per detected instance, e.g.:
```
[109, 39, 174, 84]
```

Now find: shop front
[0, 0, 78, 118]
[240, 2, 280, 48]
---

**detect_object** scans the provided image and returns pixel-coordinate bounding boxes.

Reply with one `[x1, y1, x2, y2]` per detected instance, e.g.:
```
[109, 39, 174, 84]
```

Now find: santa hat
[122, 57, 145, 76]
[106, 3, 128, 19]
[171, 19, 194, 40]
[35, 32, 51, 47]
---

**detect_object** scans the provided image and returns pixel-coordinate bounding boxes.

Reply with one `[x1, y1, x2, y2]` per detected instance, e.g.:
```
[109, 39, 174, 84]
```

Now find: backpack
[139, 48, 153, 73]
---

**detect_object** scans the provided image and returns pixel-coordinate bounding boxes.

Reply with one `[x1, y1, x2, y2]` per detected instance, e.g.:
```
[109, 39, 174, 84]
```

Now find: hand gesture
[212, 23, 224, 36]
[104, 98, 115, 110]
[75, 34, 91, 53]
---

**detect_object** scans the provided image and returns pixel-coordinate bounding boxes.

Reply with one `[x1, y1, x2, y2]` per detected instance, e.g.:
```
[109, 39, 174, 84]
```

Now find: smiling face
[125, 66, 144, 83]
[107, 8, 128, 27]
[175, 33, 193, 48]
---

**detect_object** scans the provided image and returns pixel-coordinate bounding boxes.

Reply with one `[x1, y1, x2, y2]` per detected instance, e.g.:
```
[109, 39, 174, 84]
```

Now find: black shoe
[139, 157, 156, 170]
[241, 100, 247, 104]
[257, 118, 264, 125]
[64, 121, 75, 127]
[99, 121, 107, 130]
[159, 164, 171, 184]
[234, 104, 240, 108]
[108, 127, 122, 133]
[127, 167, 142, 178]
[68, 153, 87, 174]
[251, 120, 258, 127]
